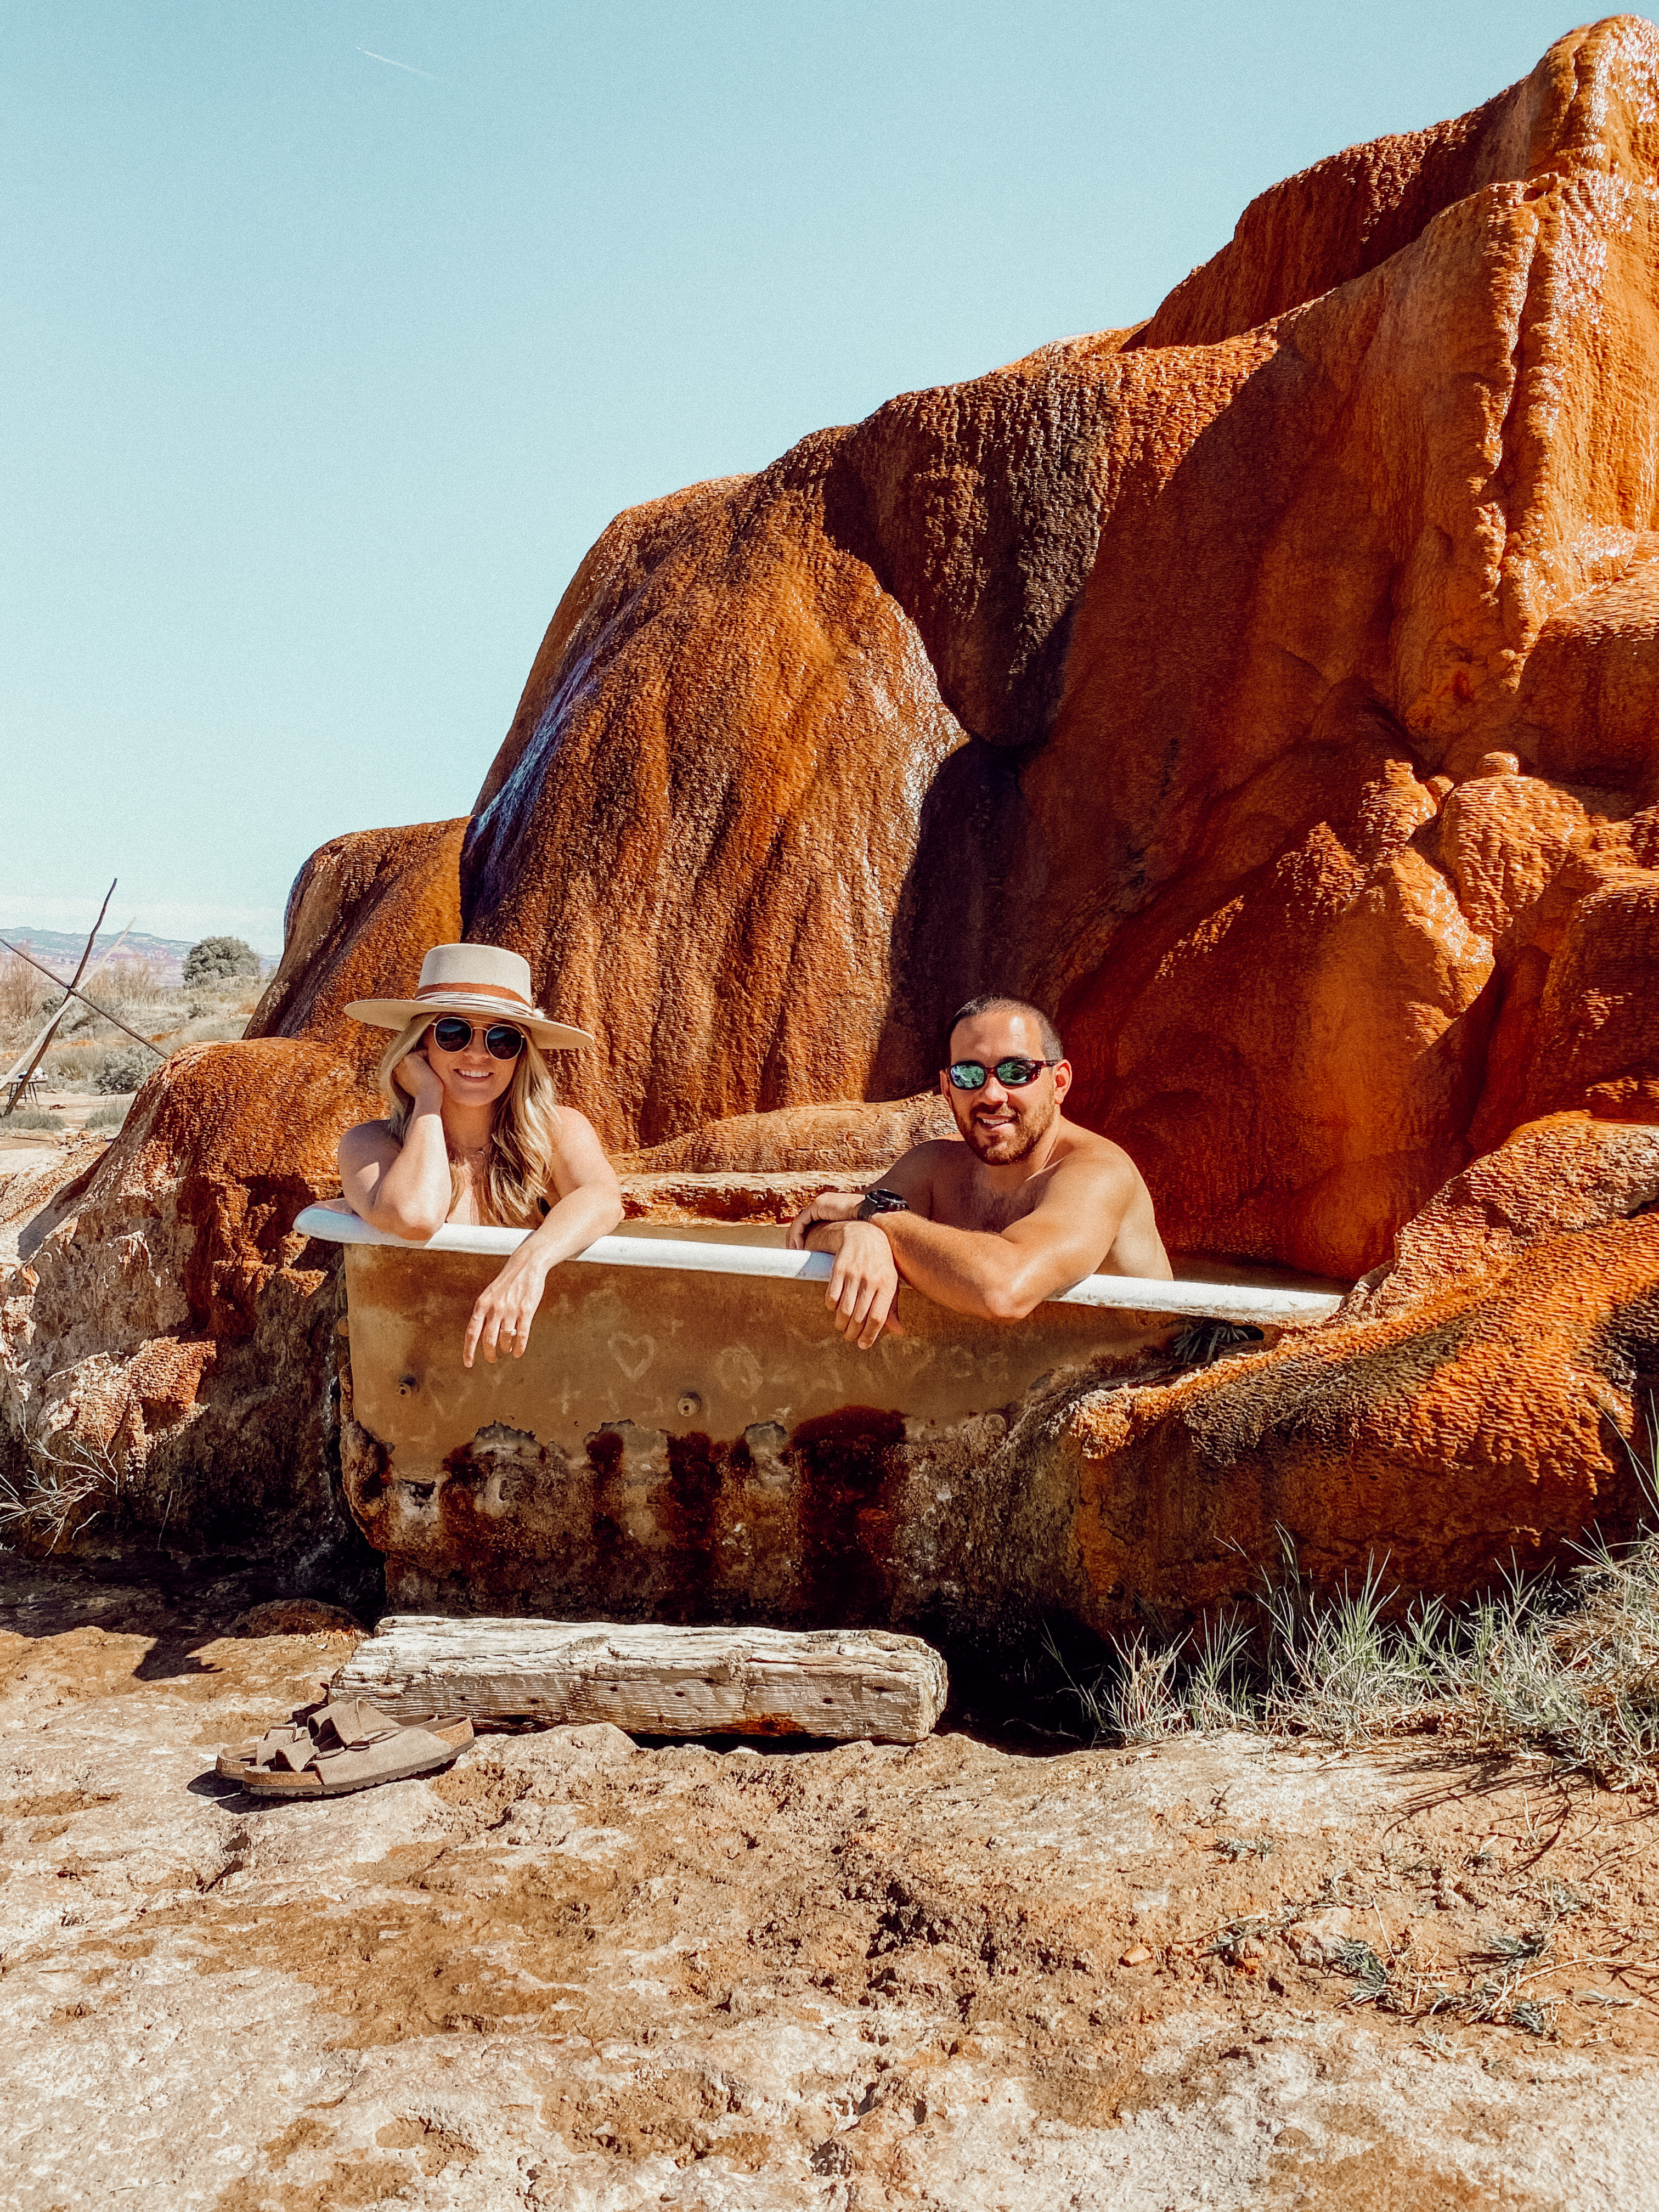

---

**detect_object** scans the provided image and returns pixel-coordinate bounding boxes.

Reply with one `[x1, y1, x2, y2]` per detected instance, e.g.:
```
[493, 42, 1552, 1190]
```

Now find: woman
[338, 944, 623, 1368]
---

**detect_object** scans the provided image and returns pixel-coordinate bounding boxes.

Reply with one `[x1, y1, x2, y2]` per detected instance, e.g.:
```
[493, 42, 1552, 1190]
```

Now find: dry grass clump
[1051, 1403, 1659, 1791]
[0, 949, 51, 1032]
[97, 956, 169, 1013]
[0, 1430, 124, 1550]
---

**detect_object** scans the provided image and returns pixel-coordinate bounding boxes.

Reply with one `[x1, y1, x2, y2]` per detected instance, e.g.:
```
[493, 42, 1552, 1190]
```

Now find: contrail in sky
[357, 47, 442, 81]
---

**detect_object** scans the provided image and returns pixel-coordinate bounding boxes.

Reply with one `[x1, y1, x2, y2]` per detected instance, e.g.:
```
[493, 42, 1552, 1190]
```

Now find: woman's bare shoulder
[548, 1103, 620, 1183]
[550, 1103, 610, 1148]
[338, 1118, 400, 1164]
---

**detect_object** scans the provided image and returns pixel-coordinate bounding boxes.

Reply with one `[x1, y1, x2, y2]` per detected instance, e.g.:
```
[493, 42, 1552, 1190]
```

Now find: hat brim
[344, 995, 594, 1051]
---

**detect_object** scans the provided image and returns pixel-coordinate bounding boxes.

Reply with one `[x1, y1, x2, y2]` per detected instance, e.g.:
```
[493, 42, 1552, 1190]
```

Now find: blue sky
[1, 1, 1594, 952]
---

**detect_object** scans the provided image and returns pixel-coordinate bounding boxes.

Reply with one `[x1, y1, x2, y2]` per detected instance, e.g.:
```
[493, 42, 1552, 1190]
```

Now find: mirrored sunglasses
[430, 1017, 527, 1060]
[947, 1056, 1059, 1091]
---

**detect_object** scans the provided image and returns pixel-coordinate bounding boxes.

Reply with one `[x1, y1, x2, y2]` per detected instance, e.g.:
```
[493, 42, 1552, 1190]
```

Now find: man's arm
[783, 1144, 939, 1248]
[876, 1149, 1141, 1322]
[782, 1146, 941, 1349]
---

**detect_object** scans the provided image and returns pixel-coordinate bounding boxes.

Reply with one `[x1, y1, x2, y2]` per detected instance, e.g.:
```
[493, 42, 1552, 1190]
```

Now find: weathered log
[333, 1614, 949, 1743]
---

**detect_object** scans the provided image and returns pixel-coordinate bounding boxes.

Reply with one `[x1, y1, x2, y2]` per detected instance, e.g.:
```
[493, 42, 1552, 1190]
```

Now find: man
[787, 995, 1171, 1350]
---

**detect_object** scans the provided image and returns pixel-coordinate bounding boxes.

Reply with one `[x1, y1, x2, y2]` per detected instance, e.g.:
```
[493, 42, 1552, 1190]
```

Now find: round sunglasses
[947, 1056, 1059, 1091]
[428, 1016, 527, 1060]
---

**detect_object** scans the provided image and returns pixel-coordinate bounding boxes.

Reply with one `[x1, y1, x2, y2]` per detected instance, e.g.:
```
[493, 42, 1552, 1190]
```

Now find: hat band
[415, 980, 532, 1011]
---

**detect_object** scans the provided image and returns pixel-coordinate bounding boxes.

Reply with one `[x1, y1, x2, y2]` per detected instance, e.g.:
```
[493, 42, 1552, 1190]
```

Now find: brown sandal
[217, 1695, 474, 1798]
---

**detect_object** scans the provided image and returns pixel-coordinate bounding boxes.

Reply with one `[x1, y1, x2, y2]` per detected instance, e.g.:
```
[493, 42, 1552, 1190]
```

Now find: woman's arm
[337, 1051, 453, 1240]
[462, 1108, 625, 1367]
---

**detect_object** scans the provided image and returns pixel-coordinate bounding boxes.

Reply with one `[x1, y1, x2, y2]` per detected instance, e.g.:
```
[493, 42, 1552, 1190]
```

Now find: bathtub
[295, 1204, 1344, 1633]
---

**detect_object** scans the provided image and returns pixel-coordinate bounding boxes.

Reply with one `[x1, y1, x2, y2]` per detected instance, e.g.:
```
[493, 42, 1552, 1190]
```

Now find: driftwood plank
[334, 1615, 949, 1743]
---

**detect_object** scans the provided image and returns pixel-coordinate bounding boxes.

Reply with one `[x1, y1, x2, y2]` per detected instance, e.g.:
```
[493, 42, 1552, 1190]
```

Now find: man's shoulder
[887, 1135, 963, 1180]
[904, 1136, 967, 1167]
[1047, 1121, 1145, 1187]
[877, 1136, 963, 1205]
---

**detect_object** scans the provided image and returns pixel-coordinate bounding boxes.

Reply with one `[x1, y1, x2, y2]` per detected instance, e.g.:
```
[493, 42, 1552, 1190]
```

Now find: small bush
[0, 1108, 61, 1132]
[83, 1096, 132, 1132]
[184, 935, 259, 986]
[37, 1049, 94, 1091]
[94, 1042, 157, 1094]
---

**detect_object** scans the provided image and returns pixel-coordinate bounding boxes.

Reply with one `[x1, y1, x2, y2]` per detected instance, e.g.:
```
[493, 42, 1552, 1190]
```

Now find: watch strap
[856, 1187, 909, 1221]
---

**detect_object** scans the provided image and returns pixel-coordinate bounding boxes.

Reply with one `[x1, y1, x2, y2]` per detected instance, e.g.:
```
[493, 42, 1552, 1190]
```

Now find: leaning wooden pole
[0, 919, 134, 1105]
[0, 881, 115, 1115]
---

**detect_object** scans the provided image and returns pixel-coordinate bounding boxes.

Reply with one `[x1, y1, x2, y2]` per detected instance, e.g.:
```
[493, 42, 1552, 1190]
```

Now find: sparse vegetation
[0, 1426, 123, 1550]
[0, 955, 260, 1098]
[98, 956, 169, 1012]
[1047, 1398, 1659, 1792]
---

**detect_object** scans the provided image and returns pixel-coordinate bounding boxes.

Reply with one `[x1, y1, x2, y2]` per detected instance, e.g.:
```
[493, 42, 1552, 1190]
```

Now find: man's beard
[959, 1090, 1057, 1164]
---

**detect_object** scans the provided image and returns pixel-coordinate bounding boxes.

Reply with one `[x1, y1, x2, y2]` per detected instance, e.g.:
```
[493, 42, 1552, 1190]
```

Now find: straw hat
[345, 945, 593, 1051]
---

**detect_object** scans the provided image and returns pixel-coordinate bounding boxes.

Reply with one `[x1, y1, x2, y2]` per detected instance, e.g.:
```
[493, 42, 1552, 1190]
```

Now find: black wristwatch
[856, 1187, 909, 1221]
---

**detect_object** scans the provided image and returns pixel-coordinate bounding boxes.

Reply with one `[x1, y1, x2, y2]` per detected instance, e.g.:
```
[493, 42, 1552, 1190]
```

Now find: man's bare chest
[939, 1171, 1048, 1234]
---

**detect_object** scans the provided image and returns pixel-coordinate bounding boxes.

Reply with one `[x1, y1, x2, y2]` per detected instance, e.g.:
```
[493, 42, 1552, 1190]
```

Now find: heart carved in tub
[607, 1332, 658, 1382]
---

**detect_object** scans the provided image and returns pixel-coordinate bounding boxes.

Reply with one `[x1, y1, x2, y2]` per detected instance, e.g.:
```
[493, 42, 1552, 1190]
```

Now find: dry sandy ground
[3, 1559, 1659, 2210]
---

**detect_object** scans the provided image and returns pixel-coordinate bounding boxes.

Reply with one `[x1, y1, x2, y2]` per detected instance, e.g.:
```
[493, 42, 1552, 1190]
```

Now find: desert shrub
[0, 1108, 61, 1131]
[94, 1042, 159, 1094]
[184, 935, 259, 986]
[38, 1043, 97, 1090]
[83, 1096, 131, 1132]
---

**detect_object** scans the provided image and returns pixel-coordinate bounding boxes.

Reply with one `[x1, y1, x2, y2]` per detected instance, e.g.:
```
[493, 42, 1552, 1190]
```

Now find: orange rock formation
[6, 20, 1659, 1619]
[449, 18, 1659, 1289]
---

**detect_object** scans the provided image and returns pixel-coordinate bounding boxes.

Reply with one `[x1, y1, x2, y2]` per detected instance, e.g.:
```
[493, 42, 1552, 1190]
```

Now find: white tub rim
[295, 1203, 1345, 1326]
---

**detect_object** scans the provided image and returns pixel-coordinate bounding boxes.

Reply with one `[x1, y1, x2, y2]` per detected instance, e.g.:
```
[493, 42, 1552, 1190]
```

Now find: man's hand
[809, 1219, 904, 1350]
[785, 1190, 862, 1249]
[464, 1246, 551, 1369]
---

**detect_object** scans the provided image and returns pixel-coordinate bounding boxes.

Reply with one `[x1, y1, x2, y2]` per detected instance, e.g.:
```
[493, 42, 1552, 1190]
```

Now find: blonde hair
[378, 1017, 563, 1229]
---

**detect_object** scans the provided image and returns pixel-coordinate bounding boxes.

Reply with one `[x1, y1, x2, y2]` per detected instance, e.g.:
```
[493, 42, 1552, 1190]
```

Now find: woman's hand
[463, 1245, 551, 1368]
[786, 1190, 863, 1249]
[456, 1104, 623, 1367]
[402, 1045, 447, 1114]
